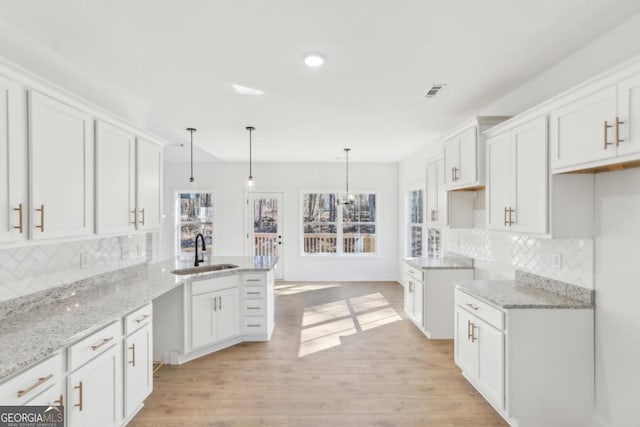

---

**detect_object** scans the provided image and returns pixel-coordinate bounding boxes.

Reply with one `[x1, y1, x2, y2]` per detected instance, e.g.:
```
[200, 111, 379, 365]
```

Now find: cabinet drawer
[192, 275, 239, 295]
[68, 320, 122, 371]
[242, 299, 266, 316]
[243, 273, 266, 285]
[125, 302, 152, 335]
[405, 264, 423, 282]
[243, 287, 265, 299]
[455, 289, 504, 330]
[0, 353, 64, 405]
[242, 318, 266, 333]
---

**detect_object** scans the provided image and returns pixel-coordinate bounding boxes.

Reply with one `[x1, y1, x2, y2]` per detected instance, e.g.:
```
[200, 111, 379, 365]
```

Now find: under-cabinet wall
[0, 234, 148, 302]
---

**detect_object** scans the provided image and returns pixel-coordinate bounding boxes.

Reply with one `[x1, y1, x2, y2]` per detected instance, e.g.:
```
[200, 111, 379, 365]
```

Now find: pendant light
[339, 148, 355, 205]
[246, 126, 255, 188]
[186, 127, 197, 183]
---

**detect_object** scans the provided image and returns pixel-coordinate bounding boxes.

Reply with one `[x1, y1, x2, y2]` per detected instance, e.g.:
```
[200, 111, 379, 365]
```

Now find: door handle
[615, 116, 625, 146]
[13, 203, 23, 233]
[604, 120, 614, 149]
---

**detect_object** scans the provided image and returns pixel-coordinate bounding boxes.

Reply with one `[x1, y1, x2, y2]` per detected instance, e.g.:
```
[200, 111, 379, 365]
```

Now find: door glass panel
[253, 198, 279, 256]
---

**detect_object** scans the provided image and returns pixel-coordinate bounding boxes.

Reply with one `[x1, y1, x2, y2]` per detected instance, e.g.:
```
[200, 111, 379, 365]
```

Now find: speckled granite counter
[404, 254, 473, 270]
[456, 280, 594, 309]
[0, 256, 278, 382]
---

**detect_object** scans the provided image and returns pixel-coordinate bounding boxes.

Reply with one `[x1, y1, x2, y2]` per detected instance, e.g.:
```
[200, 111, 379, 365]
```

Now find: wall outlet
[80, 252, 89, 269]
[552, 252, 563, 269]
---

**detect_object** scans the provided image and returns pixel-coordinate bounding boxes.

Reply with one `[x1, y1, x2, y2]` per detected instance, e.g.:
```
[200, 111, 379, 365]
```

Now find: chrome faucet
[194, 233, 206, 267]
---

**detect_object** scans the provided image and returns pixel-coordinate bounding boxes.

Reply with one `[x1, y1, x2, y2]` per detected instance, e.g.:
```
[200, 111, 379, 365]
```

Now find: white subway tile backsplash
[444, 211, 594, 289]
[0, 235, 147, 302]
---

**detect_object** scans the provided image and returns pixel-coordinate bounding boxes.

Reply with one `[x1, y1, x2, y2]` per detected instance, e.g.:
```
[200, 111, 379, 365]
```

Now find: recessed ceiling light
[232, 84, 264, 95]
[304, 53, 325, 68]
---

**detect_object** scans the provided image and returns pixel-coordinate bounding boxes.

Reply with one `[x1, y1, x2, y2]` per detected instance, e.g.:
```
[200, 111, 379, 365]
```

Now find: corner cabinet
[28, 91, 94, 240]
[454, 288, 594, 426]
[550, 69, 640, 173]
[135, 137, 163, 231]
[442, 116, 509, 191]
[0, 73, 27, 244]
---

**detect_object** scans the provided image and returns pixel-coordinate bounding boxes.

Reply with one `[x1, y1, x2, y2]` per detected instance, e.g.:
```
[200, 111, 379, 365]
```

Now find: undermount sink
[170, 263, 239, 275]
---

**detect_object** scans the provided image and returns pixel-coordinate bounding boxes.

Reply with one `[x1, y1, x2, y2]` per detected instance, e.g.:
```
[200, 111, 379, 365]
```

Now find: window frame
[406, 185, 425, 258]
[300, 190, 379, 257]
[175, 190, 215, 259]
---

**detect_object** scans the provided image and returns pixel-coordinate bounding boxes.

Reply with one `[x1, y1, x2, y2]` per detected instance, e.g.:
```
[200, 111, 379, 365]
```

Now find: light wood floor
[131, 281, 506, 426]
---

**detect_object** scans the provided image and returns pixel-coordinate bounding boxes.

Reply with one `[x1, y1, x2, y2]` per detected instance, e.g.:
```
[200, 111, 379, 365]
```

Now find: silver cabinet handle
[466, 303, 479, 311]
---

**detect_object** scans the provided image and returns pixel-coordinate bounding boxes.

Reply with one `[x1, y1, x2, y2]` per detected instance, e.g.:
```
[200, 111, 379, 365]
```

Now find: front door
[247, 193, 283, 279]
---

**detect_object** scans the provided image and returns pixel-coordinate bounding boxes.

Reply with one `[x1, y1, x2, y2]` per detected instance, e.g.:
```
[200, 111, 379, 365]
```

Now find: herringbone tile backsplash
[443, 211, 594, 289]
[0, 235, 147, 302]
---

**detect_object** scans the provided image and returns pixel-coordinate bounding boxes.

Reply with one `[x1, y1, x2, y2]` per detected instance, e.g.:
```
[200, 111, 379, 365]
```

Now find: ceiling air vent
[425, 84, 446, 98]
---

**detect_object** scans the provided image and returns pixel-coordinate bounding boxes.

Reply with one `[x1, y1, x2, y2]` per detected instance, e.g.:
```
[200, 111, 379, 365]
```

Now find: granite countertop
[404, 254, 473, 270]
[456, 280, 594, 309]
[0, 256, 278, 382]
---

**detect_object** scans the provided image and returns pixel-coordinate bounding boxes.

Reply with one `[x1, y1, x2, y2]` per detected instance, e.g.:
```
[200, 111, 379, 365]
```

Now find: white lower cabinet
[403, 267, 423, 326]
[67, 344, 122, 427]
[454, 288, 594, 426]
[191, 282, 239, 349]
[123, 308, 153, 422]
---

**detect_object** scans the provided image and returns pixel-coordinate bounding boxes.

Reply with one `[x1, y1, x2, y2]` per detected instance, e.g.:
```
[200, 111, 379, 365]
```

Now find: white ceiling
[1, 0, 639, 162]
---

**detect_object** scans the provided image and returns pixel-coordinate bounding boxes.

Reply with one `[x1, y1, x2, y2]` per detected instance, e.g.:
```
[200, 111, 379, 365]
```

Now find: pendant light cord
[246, 126, 255, 180]
[187, 127, 197, 183]
[345, 148, 350, 197]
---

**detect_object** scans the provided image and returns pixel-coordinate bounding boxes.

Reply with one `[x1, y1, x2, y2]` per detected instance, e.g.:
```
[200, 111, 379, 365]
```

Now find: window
[408, 189, 424, 257]
[343, 194, 376, 254]
[302, 192, 377, 255]
[176, 191, 213, 257]
[303, 193, 337, 254]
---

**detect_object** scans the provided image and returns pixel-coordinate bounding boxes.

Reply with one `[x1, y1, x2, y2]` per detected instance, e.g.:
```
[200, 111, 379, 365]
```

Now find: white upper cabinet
[28, 91, 93, 240]
[442, 117, 509, 191]
[549, 86, 617, 171]
[425, 157, 447, 227]
[486, 115, 593, 238]
[616, 73, 640, 157]
[0, 74, 27, 244]
[135, 137, 163, 231]
[549, 64, 640, 173]
[95, 120, 136, 235]
[487, 116, 548, 234]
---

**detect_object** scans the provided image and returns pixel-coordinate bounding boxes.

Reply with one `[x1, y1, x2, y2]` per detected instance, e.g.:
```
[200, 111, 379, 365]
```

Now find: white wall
[162, 160, 399, 281]
[593, 168, 640, 427]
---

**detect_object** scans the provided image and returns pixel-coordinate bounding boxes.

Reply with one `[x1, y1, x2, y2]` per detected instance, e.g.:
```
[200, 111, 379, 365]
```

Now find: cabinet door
[458, 127, 478, 185]
[476, 318, 505, 411]
[413, 280, 423, 326]
[29, 91, 93, 240]
[95, 121, 136, 234]
[0, 74, 27, 243]
[136, 137, 162, 230]
[549, 86, 617, 170]
[486, 132, 513, 231]
[426, 161, 438, 225]
[404, 277, 415, 318]
[434, 158, 448, 226]
[216, 287, 239, 341]
[191, 292, 217, 349]
[124, 323, 153, 419]
[443, 137, 459, 187]
[454, 306, 476, 377]
[67, 344, 122, 427]
[617, 74, 640, 157]
[512, 116, 548, 234]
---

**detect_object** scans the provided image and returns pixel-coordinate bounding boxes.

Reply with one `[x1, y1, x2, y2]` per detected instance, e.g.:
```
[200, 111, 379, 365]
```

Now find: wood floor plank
[130, 281, 506, 426]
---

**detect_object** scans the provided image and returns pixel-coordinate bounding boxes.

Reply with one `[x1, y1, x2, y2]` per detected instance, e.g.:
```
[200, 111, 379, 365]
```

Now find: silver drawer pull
[246, 324, 261, 328]
[91, 337, 114, 351]
[246, 279, 261, 282]
[135, 314, 152, 323]
[246, 291, 261, 295]
[466, 303, 479, 311]
[247, 307, 261, 310]
[17, 374, 53, 398]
